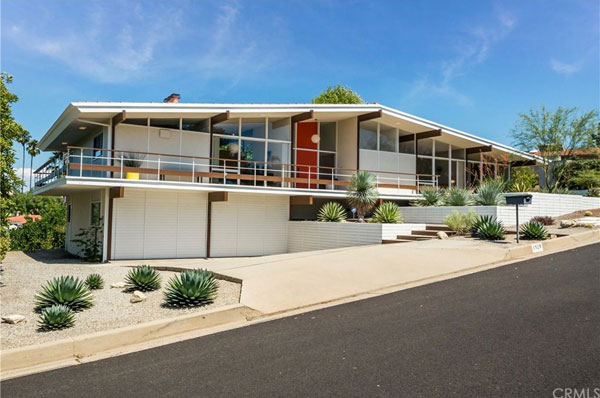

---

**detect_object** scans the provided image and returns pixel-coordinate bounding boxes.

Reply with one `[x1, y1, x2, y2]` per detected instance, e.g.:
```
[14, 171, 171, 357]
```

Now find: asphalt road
[3, 243, 599, 398]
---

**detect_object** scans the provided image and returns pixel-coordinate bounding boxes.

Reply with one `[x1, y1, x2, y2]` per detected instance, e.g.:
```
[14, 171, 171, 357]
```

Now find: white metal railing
[34, 146, 439, 193]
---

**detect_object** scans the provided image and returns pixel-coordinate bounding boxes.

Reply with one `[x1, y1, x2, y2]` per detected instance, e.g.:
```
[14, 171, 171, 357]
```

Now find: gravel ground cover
[0, 251, 241, 349]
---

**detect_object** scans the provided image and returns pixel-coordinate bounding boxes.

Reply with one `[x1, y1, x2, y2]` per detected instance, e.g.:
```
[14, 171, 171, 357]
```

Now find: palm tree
[346, 170, 378, 222]
[17, 130, 31, 193]
[27, 139, 40, 192]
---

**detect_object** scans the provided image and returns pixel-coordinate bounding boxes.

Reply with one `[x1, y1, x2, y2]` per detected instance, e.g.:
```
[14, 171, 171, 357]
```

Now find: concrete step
[382, 239, 412, 244]
[395, 234, 433, 241]
[412, 230, 456, 237]
[425, 225, 453, 232]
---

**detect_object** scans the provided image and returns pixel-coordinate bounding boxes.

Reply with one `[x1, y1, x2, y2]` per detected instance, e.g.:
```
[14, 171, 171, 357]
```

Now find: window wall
[416, 140, 466, 188]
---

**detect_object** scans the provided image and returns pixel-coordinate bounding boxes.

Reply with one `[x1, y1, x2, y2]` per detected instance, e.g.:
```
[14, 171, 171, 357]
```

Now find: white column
[102, 188, 109, 262]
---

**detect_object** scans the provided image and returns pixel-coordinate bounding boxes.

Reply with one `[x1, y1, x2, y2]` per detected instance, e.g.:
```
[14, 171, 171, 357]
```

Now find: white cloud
[403, 8, 517, 107]
[550, 58, 582, 75]
[13, 168, 33, 191]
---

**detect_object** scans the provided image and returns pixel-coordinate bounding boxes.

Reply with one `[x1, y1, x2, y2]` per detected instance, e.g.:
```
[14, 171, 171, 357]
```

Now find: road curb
[507, 229, 599, 259]
[1, 304, 259, 377]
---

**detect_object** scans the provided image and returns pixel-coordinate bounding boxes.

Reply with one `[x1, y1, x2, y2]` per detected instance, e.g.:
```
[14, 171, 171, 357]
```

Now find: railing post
[416, 175, 420, 194]
[254, 162, 257, 186]
[331, 170, 334, 190]
[192, 159, 195, 183]
[281, 165, 285, 187]
[223, 160, 226, 184]
[157, 156, 161, 180]
[308, 166, 311, 189]
[120, 154, 124, 179]
[79, 149, 83, 177]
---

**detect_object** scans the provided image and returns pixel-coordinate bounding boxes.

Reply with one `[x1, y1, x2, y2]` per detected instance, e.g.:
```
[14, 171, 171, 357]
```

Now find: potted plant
[122, 153, 145, 180]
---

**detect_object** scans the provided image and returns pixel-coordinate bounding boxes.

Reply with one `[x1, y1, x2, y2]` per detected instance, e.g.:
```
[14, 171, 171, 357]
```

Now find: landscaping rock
[111, 282, 127, 289]
[559, 220, 575, 229]
[436, 231, 449, 240]
[130, 291, 147, 303]
[2, 314, 26, 324]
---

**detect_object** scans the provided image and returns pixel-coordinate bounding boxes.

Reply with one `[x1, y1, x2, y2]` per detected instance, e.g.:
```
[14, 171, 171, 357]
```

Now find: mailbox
[505, 193, 532, 206]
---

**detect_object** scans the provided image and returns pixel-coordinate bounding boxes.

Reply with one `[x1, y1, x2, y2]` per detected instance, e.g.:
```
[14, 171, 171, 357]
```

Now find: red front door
[296, 122, 318, 188]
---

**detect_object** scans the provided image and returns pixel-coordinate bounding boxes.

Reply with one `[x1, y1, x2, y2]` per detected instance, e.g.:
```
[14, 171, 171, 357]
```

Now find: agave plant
[413, 188, 444, 206]
[372, 202, 403, 224]
[38, 304, 75, 331]
[472, 216, 505, 240]
[346, 171, 378, 222]
[520, 221, 548, 240]
[164, 269, 218, 308]
[473, 179, 506, 205]
[34, 276, 94, 312]
[85, 273, 104, 290]
[317, 202, 347, 222]
[509, 181, 531, 193]
[443, 187, 472, 206]
[125, 265, 161, 292]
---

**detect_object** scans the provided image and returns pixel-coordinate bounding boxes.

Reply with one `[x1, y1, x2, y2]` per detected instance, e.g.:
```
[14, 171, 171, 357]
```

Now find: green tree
[312, 85, 364, 104]
[346, 171, 378, 222]
[27, 139, 40, 192]
[1, 73, 27, 260]
[9, 198, 66, 251]
[17, 130, 30, 193]
[511, 106, 598, 192]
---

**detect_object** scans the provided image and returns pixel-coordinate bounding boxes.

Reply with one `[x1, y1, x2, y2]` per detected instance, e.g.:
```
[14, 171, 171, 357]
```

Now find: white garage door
[112, 189, 207, 259]
[210, 193, 288, 257]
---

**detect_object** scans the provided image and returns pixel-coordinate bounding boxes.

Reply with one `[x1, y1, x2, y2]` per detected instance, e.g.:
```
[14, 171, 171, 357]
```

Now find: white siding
[210, 193, 288, 257]
[112, 189, 207, 259]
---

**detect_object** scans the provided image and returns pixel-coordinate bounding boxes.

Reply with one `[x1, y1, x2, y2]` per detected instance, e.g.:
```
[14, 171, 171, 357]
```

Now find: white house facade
[33, 98, 539, 261]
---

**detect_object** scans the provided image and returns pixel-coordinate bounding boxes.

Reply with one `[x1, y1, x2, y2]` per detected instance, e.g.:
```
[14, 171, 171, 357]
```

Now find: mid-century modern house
[33, 95, 539, 261]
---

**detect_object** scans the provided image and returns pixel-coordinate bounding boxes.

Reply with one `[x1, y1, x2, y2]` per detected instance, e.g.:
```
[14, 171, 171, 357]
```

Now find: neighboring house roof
[8, 215, 42, 225]
[533, 148, 600, 158]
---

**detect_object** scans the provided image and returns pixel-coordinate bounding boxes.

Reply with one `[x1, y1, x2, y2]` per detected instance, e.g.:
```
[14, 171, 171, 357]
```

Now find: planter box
[287, 222, 426, 253]
[401, 192, 600, 225]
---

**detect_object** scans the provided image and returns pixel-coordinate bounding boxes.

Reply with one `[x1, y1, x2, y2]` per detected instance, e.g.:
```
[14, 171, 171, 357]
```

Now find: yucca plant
[38, 304, 75, 331]
[444, 187, 472, 206]
[520, 221, 548, 240]
[34, 276, 94, 312]
[372, 202, 403, 224]
[413, 188, 444, 206]
[125, 265, 161, 292]
[473, 216, 506, 240]
[473, 179, 506, 205]
[317, 202, 347, 222]
[85, 273, 104, 290]
[164, 269, 218, 308]
[346, 171, 378, 222]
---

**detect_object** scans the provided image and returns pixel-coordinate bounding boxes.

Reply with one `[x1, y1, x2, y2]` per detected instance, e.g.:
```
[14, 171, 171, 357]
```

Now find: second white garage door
[210, 193, 289, 257]
[112, 189, 208, 259]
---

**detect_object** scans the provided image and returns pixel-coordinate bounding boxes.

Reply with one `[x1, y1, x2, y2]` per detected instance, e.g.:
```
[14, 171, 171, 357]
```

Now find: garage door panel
[113, 190, 145, 259]
[177, 192, 207, 258]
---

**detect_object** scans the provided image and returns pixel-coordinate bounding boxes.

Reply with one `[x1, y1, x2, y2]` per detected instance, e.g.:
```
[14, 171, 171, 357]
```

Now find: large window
[182, 118, 209, 132]
[268, 118, 291, 141]
[212, 119, 239, 136]
[241, 118, 266, 139]
[379, 124, 396, 152]
[319, 122, 336, 152]
[417, 139, 433, 156]
[150, 118, 179, 129]
[359, 121, 378, 150]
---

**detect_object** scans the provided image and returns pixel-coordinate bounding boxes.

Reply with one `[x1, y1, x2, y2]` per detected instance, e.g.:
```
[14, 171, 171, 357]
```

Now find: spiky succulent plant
[413, 188, 444, 206]
[372, 202, 403, 224]
[443, 187, 473, 206]
[520, 221, 548, 240]
[473, 179, 506, 205]
[317, 202, 347, 222]
[34, 276, 94, 312]
[38, 304, 75, 331]
[470, 215, 494, 237]
[125, 265, 161, 292]
[473, 216, 506, 240]
[85, 273, 104, 290]
[164, 269, 218, 308]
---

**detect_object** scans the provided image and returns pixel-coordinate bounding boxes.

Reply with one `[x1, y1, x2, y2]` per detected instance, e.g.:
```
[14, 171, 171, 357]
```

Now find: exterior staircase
[382, 225, 455, 244]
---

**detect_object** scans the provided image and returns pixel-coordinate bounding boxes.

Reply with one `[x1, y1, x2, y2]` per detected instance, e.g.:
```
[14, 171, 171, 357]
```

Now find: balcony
[34, 146, 438, 195]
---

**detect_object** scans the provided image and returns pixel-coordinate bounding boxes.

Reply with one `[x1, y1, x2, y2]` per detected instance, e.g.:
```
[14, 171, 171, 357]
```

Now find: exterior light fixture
[61, 142, 68, 145]
[78, 126, 87, 130]
[311, 134, 320, 144]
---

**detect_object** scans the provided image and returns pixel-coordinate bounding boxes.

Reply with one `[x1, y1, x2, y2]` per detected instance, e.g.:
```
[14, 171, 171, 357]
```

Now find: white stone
[130, 291, 147, 303]
[559, 220, 575, 229]
[2, 314, 26, 324]
[111, 282, 127, 288]
[436, 231, 449, 240]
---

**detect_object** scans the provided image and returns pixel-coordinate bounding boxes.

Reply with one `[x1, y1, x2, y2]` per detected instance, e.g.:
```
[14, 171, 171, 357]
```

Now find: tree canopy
[311, 85, 365, 104]
[511, 106, 598, 192]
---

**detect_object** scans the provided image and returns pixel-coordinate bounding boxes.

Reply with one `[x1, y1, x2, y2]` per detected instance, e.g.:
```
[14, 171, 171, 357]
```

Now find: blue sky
[2, 0, 598, 175]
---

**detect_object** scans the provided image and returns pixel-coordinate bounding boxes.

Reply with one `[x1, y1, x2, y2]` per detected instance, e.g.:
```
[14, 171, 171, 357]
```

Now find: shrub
[471, 215, 506, 240]
[0, 230, 9, 262]
[586, 187, 600, 197]
[372, 202, 403, 224]
[346, 171, 378, 221]
[530, 216, 554, 226]
[443, 210, 477, 235]
[38, 304, 75, 331]
[85, 273, 104, 290]
[473, 179, 506, 205]
[317, 202, 347, 222]
[584, 210, 593, 217]
[34, 276, 94, 312]
[520, 221, 548, 240]
[8, 197, 66, 252]
[414, 188, 444, 206]
[509, 181, 531, 193]
[164, 269, 218, 308]
[125, 265, 161, 292]
[541, 186, 570, 194]
[444, 187, 472, 206]
[72, 224, 103, 262]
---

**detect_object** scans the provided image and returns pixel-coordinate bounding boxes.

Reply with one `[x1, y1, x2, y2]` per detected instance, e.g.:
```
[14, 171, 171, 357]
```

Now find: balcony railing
[34, 146, 438, 193]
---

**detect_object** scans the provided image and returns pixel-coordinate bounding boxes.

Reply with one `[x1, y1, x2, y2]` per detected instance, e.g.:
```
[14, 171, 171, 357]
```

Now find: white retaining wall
[287, 222, 426, 252]
[401, 192, 600, 225]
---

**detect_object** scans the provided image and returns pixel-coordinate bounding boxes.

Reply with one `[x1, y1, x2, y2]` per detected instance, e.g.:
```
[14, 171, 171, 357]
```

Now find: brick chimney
[163, 93, 180, 103]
